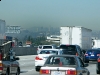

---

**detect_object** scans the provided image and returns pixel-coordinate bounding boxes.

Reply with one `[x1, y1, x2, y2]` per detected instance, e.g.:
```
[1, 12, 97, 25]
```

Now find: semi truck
[60, 26, 92, 51]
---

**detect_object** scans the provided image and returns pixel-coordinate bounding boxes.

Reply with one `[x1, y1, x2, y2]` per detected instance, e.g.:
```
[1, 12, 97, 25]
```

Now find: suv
[37, 45, 57, 54]
[59, 44, 84, 61]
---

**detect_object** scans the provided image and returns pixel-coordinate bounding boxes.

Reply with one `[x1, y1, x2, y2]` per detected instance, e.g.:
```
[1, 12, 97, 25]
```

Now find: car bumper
[35, 60, 46, 67]
[84, 57, 98, 61]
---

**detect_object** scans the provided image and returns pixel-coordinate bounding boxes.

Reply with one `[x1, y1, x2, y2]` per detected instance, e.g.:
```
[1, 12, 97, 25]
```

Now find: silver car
[39, 55, 90, 75]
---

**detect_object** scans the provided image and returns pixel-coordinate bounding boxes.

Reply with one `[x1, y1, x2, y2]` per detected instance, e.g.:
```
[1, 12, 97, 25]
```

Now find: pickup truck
[0, 40, 20, 75]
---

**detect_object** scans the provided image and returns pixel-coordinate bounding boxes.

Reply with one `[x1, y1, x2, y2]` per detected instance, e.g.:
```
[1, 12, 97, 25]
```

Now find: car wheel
[84, 60, 89, 63]
[96, 69, 100, 74]
[35, 67, 40, 72]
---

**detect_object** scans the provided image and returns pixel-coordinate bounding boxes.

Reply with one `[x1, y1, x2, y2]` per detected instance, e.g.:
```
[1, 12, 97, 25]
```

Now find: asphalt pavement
[18, 55, 100, 75]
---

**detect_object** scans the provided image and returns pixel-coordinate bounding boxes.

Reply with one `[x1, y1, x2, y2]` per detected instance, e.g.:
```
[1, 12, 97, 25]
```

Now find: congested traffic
[35, 44, 100, 75]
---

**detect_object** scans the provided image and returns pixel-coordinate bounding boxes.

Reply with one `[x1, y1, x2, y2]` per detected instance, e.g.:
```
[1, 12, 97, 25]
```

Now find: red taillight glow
[85, 54, 88, 56]
[66, 70, 77, 75]
[98, 58, 100, 62]
[97, 54, 100, 56]
[76, 53, 78, 56]
[40, 69, 50, 74]
[35, 56, 43, 60]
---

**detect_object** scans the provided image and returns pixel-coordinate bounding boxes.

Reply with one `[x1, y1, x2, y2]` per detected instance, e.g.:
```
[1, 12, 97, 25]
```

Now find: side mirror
[15, 57, 20, 60]
[84, 63, 89, 67]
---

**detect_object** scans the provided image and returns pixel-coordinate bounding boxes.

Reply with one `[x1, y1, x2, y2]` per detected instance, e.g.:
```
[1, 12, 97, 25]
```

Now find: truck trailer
[60, 26, 92, 50]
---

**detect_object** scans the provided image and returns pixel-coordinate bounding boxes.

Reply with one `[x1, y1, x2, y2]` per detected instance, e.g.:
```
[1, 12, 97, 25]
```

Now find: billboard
[6, 26, 21, 33]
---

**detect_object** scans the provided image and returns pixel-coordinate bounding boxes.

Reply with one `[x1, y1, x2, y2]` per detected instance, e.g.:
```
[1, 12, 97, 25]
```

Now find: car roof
[60, 44, 78, 46]
[40, 49, 60, 51]
[87, 49, 100, 51]
[42, 45, 54, 46]
[49, 54, 77, 57]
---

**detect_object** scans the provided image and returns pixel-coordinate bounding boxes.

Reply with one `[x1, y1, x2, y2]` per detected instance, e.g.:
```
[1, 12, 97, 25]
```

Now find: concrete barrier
[13, 47, 37, 56]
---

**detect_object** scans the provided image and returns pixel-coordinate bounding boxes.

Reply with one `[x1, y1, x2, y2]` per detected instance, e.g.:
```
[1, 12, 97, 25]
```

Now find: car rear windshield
[43, 46, 52, 49]
[45, 56, 76, 65]
[60, 45, 76, 51]
[87, 49, 100, 53]
[39, 50, 58, 55]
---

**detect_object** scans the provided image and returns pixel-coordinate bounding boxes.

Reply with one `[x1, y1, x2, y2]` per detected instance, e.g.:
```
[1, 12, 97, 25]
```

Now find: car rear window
[39, 50, 58, 55]
[87, 49, 100, 53]
[45, 56, 76, 65]
[60, 45, 76, 51]
[43, 46, 52, 49]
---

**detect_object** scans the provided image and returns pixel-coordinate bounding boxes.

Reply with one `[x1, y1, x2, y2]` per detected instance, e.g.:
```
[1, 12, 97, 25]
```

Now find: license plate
[51, 71, 64, 75]
[91, 54, 94, 56]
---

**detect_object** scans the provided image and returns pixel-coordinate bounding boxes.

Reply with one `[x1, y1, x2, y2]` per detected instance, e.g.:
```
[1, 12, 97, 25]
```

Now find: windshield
[39, 50, 58, 55]
[45, 56, 76, 65]
[59, 45, 76, 51]
[87, 49, 100, 53]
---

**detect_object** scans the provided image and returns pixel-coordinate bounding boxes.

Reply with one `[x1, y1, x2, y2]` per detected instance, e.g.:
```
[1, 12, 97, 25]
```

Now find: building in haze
[0, 19, 6, 39]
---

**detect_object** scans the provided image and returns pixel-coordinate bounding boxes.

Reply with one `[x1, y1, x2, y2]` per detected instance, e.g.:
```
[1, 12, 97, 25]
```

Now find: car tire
[35, 67, 40, 72]
[96, 70, 100, 74]
[84, 60, 89, 63]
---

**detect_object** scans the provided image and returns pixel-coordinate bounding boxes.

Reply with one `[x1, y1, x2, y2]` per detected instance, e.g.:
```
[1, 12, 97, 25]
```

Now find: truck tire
[16, 68, 20, 75]
[5, 70, 9, 75]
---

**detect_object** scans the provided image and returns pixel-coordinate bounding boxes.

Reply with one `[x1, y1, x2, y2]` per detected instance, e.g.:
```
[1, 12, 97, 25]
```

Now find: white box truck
[60, 26, 92, 50]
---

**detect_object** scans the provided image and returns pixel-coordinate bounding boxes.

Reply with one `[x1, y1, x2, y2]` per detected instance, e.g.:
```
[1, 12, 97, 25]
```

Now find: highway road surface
[18, 55, 99, 75]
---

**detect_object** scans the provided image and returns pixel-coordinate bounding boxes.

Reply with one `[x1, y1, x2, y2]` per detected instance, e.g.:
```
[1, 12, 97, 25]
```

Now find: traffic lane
[18, 55, 98, 75]
[18, 55, 37, 75]
[87, 61, 98, 75]
[35, 62, 98, 75]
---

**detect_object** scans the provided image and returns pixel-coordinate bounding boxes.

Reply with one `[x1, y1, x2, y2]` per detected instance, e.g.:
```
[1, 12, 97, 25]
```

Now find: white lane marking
[28, 69, 35, 72]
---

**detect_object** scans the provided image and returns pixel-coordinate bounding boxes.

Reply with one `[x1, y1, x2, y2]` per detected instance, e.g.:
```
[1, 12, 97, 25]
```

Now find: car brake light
[0, 62, 3, 70]
[35, 56, 43, 60]
[97, 54, 100, 56]
[66, 70, 77, 75]
[76, 53, 78, 56]
[98, 58, 100, 62]
[40, 69, 50, 74]
[85, 53, 88, 56]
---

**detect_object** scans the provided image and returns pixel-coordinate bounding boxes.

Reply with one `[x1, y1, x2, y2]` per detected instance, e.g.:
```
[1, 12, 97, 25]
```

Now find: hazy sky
[0, 0, 100, 30]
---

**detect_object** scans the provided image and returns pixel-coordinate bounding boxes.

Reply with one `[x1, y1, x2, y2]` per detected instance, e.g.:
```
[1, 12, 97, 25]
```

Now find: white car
[37, 45, 57, 54]
[35, 49, 62, 71]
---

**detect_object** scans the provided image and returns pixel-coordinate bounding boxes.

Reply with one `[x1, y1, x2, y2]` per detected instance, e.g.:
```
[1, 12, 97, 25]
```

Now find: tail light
[66, 70, 77, 75]
[85, 53, 88, 56]
[97, 54, 100, 56]
[0, 62, 3, 70]
[35, 56, 43, 60]
[76, 53, 78, 56]
[0, 53, 2, 60]
[97, 58, 100, 62]
[40, 69, 50, 74]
